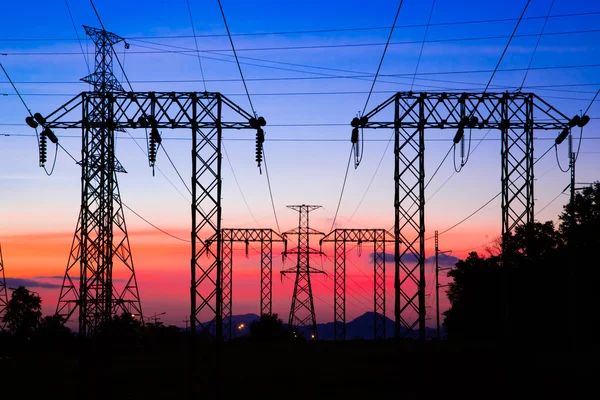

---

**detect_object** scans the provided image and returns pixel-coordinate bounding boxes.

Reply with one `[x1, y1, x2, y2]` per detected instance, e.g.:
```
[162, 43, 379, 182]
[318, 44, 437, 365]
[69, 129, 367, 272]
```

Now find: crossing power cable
[3, 10, 599, 42]
[331, 0, 405, 232]
[410, 0, 436, 92]
[519, 0, 554, 90]
[6, 28, 600, 56]
[185, 0, 207, 92]
[217, 0, 281, 234]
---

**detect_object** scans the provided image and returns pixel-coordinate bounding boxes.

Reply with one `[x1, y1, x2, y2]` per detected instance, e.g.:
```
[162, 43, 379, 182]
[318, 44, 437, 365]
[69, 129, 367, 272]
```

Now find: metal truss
[320, 229, 395, 341]
[206, 228, 285, 340]
[0, 244, 8, 327]
[27, 26, 265, 338]
[354, 91, 571, 339]
[281, 205, 325, 339]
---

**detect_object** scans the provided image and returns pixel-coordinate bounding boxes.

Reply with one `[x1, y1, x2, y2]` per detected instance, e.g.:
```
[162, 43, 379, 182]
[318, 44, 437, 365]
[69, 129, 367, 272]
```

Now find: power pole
[281, 205, 325, 339]
[434, 231, 453, 340]
[147, 312, 166, 324]
[44, 26, 143, 336]
[183, 317, 189, 331]
[0, 243, 8, 326]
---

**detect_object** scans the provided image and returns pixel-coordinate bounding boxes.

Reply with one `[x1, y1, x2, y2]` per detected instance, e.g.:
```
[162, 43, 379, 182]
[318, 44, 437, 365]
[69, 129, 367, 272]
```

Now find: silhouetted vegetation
[443, 182, 599, 350]
[248, 313, 299, 341]
[2, 286, 42, 338]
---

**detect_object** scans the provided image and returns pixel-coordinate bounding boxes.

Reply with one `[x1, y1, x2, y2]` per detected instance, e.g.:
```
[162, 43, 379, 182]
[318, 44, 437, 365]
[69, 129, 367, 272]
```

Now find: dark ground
[0, 338, 593, 399]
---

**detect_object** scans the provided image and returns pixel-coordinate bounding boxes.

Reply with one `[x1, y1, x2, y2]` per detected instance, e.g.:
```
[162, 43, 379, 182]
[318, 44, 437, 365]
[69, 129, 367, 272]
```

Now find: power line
[4, 62, 600, 84]
[362, 0, 404, 115]
[89, 0, 106, 31]
[261, 149, 281, 234]
[5, 28, 600, 55]
[217, 0, 254, 115]
[484, 0, 531, 91]
[121, 202, 190, 242]
[64, 0, 90, 74]
[329, 147, 354, 232]
[519, 0, 554, 89]
[3, 10, 599, 42]
[4, 133, 600, 143]
[185, 0, 207, 92]
[222, 142, 262, 228]
[410, 0, 436, 91]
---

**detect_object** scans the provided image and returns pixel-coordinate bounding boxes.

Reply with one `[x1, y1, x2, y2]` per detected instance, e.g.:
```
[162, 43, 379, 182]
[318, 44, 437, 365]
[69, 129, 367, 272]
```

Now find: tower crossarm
[357, 92, 572, 130]
[36, 92, 258, 131]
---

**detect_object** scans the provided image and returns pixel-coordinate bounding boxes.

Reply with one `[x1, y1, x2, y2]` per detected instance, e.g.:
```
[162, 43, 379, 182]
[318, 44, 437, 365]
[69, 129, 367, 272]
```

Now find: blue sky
[1, 0, 599, 326]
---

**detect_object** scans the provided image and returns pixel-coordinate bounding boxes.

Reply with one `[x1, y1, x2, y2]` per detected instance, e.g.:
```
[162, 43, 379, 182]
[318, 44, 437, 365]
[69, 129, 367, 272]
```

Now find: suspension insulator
[43, 128, 58, 144]
[255, 127, 265, 168]
[149, 128, 162, 165]
[351, 127, 359, 143]
[39, 132, 48, 165]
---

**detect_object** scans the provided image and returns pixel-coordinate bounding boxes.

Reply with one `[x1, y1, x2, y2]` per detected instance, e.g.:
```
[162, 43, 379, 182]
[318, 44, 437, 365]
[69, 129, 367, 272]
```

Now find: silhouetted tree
[98, 312, 143, 339]
[37, 314, 72, 338]
[249, 313, 297, 341]
[2, 286, 42, 338]
[443, 221, 566, 345]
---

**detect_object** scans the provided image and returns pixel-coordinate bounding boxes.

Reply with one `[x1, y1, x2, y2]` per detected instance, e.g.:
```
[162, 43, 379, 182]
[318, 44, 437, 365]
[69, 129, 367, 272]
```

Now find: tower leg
[333, 234, 346, 341]
[260, 232, 273, 316]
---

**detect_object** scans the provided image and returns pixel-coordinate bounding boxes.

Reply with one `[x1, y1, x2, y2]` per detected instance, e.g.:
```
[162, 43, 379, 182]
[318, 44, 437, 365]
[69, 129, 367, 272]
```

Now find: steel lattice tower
[206, 228, 285, 340]
[352, 91, 572, 339]
[52, 26, 143, 336]
[320, 229, 395, 340]
[281, 205, 325, 339]
[0, 243, 8, 325]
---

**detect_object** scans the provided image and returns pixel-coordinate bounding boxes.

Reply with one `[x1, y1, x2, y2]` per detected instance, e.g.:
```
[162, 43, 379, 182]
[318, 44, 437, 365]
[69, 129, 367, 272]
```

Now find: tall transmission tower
[281, 205, 325, 339]
[0, 243, 8, 325]
[351, 91, 576, 339]
[32, 26, 143, 336]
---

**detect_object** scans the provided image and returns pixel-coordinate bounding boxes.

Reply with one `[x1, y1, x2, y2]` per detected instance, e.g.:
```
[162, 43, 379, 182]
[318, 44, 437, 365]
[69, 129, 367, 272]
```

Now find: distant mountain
[195, 312, 439, 340]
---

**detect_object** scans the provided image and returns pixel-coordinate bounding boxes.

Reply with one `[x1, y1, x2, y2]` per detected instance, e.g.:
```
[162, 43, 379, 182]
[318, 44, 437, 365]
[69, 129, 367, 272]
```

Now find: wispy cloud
[5, 277, 61, 289]
[370, 252, 460, 266]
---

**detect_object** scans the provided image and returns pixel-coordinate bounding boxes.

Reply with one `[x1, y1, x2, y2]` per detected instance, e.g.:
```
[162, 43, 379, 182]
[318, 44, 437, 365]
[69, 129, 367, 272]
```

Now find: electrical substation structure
[281, 205, 326, 339]
[206, 228, 286, 340]
[350, 91, 580, 340]
[320, 229, 395, 341]
[25, 26, 266, 339]
[0, 243, 8, 325]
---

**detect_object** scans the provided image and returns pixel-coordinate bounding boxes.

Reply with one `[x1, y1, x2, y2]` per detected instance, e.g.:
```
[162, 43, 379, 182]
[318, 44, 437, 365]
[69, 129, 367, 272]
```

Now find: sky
[0, 0, 599, 332]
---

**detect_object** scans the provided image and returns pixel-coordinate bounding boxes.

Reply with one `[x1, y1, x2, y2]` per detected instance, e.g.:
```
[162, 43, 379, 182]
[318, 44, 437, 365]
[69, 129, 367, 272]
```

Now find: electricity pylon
[281, 205, 325, 339]
[352, 91, 579, 339]
[26, 30, 266, 339]
[26, 26, 143, 336]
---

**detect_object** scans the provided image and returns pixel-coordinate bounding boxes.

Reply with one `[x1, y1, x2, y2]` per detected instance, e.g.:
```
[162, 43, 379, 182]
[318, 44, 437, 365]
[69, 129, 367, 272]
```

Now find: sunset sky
[1, 0, 599, 331]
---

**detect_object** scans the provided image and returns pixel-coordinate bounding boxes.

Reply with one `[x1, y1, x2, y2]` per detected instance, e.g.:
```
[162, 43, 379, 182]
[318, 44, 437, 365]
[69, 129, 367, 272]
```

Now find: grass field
[0, 337, 593, 399]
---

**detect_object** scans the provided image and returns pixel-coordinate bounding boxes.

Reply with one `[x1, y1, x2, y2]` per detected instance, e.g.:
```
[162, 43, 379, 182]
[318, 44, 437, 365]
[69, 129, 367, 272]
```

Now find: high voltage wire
[64, 0, 90, 74]
[519, 0, 554, 90]
[484, 0, 531, 92]
[4, 133, 600, 143]
[216, 0, 281, 235]
[5, 62, 600, 84]
[217, 0, 254, 115]
[3, 10, 599, 42]
[410, 0, 436, 92]
[185, 0, 207, 92]
[331, 0, 404, 232]
[4, 28, 600, 55]
[362, 0, 404, 115]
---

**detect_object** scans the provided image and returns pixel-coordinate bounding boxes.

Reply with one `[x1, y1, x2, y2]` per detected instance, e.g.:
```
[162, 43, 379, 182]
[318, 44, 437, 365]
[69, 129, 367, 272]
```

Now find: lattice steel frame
[206, 228, 285, 340]
[34, 90, 260, 338]
[356, 92, 571, 339]
[320, 229, 395, 341]
[281, 205, 325, 339]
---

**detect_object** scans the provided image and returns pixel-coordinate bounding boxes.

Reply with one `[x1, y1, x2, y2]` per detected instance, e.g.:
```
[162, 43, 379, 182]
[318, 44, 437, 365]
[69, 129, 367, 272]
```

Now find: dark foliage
[248, 313, 299, 341]
[2, 286, 42, 338]
[443, 181, 599, 350]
